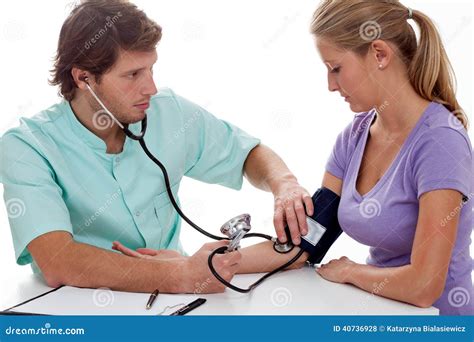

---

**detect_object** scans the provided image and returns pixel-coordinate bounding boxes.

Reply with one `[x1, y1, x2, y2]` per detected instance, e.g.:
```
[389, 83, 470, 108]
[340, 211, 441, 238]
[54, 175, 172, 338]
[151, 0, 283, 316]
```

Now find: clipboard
[1, 286, 63, 315]
[1, 286, 200, 316]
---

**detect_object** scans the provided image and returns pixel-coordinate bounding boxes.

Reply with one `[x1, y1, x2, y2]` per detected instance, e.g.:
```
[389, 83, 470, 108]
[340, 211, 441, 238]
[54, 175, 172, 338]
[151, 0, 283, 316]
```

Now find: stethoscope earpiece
[79, 75, 89, 83]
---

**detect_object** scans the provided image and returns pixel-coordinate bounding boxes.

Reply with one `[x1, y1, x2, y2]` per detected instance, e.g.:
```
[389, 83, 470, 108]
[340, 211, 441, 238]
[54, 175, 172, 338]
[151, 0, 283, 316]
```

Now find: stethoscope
[82, 76, 304, 292]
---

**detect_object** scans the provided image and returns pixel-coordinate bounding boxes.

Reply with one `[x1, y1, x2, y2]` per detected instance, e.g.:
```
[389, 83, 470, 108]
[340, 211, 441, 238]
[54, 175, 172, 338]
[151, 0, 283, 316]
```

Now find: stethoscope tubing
[83, 79, 297, 292]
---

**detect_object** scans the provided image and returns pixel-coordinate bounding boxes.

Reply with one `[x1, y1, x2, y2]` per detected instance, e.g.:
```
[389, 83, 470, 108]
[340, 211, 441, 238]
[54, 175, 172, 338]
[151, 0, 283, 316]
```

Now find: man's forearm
[237, 241, 308, 274]
[43, 241, 186, 293]
[243, 144, 297, 193]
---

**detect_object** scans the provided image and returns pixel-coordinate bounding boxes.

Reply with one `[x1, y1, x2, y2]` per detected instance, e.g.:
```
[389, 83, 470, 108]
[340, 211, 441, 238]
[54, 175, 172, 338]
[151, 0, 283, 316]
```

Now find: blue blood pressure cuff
[285, 187, 343, 265]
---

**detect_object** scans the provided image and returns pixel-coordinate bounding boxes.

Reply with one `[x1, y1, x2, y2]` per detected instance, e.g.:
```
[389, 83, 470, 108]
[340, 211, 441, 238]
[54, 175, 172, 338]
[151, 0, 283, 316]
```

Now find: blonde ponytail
[409, 9, 468, 129]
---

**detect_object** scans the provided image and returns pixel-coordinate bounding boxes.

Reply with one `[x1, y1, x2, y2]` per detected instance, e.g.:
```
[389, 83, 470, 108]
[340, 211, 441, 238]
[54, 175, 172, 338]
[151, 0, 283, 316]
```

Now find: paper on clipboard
[6, 286, 201, 316]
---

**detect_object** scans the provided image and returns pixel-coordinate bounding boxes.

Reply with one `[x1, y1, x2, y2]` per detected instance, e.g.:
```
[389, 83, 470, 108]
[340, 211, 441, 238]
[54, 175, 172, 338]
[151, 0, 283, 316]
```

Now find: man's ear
[71, 67, 91, 90]
[370, 39, 393, 70]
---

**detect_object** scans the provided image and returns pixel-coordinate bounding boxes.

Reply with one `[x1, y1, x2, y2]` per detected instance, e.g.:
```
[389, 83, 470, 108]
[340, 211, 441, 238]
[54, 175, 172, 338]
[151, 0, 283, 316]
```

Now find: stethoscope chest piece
[273, 239, 294, 253]
[220, 214, 251, 251]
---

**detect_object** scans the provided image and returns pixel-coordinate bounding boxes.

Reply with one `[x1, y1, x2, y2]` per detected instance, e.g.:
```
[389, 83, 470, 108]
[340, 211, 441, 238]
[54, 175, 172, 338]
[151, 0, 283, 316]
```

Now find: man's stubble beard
[87, 88, 129, 124]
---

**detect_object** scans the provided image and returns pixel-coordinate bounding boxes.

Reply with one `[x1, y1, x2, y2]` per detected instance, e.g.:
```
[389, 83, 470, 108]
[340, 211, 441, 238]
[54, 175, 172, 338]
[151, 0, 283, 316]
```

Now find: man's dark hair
[49, 0, 162, 101]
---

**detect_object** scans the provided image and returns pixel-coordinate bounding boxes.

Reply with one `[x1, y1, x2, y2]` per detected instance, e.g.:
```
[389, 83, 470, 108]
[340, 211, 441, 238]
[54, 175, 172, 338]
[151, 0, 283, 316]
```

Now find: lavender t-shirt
[326, 102, 473, 315]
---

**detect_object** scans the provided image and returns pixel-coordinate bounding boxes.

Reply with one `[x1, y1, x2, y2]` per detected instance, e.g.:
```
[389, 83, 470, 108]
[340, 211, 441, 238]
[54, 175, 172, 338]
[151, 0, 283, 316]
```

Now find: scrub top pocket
[153, 183, 180, 249]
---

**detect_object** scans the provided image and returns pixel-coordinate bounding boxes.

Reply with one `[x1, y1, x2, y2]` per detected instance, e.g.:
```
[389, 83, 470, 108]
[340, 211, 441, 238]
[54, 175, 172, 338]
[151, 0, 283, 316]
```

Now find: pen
[170, 298, 207, 316]
[146, 289, 159, 310]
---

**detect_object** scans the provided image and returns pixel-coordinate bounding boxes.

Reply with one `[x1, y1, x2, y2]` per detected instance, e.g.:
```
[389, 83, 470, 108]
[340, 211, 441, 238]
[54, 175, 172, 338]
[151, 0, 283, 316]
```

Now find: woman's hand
[112, 241, 186, 261]
[316, 256, 357, 283]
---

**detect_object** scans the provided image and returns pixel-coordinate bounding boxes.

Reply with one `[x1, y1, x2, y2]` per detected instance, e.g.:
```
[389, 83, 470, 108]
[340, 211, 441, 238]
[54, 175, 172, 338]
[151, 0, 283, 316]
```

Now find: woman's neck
[373, 89, 431, 138]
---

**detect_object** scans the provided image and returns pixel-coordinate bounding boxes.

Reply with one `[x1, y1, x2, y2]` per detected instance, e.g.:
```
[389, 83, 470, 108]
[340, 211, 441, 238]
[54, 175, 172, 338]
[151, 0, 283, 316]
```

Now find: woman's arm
[322, 171, 343, 196]
[317, 189, 463, 308]
[112, 239, 309, 275]
[237, 241, 309, 274]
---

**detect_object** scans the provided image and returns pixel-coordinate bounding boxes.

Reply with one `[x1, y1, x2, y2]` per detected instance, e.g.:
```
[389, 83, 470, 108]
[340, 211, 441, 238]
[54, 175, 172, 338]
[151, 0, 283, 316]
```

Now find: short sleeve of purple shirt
[325, 102, 473, 315]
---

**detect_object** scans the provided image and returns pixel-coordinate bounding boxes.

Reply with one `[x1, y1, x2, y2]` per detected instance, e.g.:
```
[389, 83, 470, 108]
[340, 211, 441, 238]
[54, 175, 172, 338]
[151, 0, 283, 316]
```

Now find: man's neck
[70, 94, 126, 154]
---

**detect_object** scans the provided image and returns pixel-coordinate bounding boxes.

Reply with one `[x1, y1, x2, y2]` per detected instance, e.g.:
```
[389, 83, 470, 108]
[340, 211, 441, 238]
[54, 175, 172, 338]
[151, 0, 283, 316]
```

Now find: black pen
[170, 298, 206, 316]
[146, 289, 159, 310]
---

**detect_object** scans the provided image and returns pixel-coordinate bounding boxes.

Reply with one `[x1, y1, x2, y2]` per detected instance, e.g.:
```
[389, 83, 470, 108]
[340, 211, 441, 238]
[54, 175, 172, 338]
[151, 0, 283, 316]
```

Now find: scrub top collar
[63, 100, 141, 155]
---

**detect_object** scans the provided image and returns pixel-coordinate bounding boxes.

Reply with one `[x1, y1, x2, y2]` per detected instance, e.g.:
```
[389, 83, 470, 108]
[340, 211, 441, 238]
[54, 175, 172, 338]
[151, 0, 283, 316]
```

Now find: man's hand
[112, 240, 241, 293]
[183, 241, 241, 293]
[112, 241, 185, 261]
[242, 144, 314, 245]
[273, 180, 314, 245]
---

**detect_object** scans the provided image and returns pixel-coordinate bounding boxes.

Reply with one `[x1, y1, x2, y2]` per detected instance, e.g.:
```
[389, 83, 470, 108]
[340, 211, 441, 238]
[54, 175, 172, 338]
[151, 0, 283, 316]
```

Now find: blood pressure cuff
[285, 187, 343, 264]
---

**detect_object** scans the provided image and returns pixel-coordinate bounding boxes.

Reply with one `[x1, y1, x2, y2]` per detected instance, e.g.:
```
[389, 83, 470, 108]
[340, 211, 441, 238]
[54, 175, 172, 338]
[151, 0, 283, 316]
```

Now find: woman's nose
[327, 74, 339, 92]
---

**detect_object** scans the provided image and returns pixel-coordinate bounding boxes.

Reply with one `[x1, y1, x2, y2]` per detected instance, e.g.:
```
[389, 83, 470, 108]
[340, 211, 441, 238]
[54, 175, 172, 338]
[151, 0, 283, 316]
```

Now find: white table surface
[1, 266, 438, 315]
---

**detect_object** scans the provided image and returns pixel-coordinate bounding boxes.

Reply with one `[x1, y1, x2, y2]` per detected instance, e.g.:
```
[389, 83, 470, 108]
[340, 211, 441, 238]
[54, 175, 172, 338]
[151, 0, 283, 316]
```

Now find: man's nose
[142, 71, 158, 96]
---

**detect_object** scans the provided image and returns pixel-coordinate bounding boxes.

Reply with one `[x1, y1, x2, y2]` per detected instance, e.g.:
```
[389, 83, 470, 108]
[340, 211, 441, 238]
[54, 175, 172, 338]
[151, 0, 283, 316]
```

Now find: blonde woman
[311, 0, 472, 315]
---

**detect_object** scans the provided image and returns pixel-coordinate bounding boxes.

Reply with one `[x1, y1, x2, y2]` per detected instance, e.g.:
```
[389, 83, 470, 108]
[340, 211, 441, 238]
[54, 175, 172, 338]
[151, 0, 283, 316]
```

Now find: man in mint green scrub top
[1, 0, 312, 293]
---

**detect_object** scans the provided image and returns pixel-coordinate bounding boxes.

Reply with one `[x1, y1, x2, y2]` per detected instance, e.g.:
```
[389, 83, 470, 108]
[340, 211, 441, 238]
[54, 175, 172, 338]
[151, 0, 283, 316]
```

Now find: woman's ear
[370, 39, 393, 70]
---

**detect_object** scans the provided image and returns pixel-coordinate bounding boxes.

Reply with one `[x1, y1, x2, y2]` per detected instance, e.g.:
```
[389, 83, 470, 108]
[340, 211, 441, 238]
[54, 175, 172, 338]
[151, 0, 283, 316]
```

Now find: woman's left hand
[316, 256, 357, 284]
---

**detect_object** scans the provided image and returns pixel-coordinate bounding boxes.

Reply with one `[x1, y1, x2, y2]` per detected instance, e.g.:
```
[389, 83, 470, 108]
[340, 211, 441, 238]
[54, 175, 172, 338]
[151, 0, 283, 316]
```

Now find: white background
[0, 0, 472, 295]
